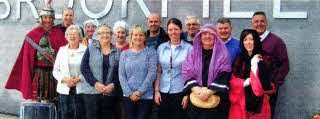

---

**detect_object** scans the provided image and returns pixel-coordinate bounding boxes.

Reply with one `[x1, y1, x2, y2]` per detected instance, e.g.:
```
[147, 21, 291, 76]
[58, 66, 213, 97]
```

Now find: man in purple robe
[251, 11, 290, 118]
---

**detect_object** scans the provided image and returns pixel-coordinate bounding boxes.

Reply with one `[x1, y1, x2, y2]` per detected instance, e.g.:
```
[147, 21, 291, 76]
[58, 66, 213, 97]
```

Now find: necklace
[102, 47, 110, 55]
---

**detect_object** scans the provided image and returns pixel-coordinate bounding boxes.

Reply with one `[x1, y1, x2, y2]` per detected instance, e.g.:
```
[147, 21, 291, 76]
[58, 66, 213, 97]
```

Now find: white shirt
[53, 44, 87, 95]
[67, 49, 82, 77]
[224, 37, 232, 44]
[260, 30, 270, 42]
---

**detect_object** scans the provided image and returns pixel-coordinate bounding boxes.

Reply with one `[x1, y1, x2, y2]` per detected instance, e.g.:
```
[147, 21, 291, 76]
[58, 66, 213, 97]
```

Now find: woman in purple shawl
[182, 24, 232, 119]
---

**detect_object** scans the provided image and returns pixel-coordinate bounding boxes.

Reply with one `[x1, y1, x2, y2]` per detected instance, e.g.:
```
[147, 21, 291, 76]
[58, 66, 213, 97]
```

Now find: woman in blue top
[154, 18, 193, 119]
[80, 24, 121, 119]
[119, 25, 158, 119]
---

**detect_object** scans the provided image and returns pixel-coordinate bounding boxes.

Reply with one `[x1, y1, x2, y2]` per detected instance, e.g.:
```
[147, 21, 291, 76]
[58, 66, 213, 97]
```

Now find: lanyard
[170, 50, 173, 69]
[170, 45, 176, 70]
[169, 44, 178, 74]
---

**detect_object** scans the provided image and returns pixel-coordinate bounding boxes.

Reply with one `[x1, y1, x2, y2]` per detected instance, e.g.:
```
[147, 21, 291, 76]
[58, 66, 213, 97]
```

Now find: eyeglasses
[98, 32, 111, 35]
[186, 23, 199, 26]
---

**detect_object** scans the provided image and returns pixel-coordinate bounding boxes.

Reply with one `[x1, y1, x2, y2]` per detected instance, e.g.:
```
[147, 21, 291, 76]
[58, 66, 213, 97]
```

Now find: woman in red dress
[229, 29, 275, 119]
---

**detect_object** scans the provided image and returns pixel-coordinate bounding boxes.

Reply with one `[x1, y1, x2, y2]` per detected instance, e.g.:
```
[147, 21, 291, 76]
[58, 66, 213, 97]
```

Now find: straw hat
[190, 87, 220, 108]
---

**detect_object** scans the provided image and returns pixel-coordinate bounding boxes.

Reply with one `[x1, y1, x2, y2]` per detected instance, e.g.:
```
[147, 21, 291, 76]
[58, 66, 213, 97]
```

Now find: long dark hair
[167, 18, 186, 40]
[239, 29, 264, 58]
[233, 29, 264, 79]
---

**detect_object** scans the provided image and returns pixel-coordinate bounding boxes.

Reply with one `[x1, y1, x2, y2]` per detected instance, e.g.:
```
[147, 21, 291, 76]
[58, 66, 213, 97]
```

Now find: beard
[150, 27, 160, 34]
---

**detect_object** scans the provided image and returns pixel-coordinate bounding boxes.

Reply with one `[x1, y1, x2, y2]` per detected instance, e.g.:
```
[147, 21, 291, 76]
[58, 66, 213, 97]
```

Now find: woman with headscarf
[80, 24, 121, 119]
[82, 19, 99, 46]
[182, 24, 232, 119]
[229, 29, 275, 119]
[154, 18, 192, 119]
[53, 25, 86, 119]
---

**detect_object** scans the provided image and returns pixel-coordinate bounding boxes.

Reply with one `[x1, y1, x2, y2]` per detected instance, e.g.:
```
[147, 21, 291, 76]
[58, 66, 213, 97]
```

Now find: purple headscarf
[182, 24, 232, 86]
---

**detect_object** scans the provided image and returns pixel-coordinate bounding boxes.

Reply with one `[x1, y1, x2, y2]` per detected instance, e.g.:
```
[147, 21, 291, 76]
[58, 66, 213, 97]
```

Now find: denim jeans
[59, 94, 76, 119]
[123, 97, 153, 119]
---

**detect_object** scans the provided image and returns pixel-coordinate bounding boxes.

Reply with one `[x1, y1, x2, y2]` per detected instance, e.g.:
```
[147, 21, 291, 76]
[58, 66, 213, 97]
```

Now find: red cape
[5, 26, 67, 99]
[229, 69, 276, 119]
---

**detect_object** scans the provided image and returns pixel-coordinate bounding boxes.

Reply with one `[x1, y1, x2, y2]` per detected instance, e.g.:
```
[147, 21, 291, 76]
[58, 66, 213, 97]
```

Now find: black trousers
[112, 86, 125, 119]
[158, 92, 187, 119]
[76, 94, 86, 119]
[123, 97, 153, 119]
[270, 90, 279, 119]
[82, 94, 115, 119]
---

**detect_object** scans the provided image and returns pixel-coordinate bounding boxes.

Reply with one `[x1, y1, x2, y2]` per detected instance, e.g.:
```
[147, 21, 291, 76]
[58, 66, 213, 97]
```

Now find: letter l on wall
[273, 0, 307, 18]
[223, 0, 253, 18]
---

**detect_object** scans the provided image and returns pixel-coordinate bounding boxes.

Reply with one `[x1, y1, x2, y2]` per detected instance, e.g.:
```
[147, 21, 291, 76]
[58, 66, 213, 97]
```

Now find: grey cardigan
[79, 43, 121, 95]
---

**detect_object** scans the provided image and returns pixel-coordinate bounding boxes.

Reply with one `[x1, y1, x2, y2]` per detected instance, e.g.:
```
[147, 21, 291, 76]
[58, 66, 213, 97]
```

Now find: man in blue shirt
[216, 17, 241, 63]
[146, 13, 169, 50]
[184, 16, 200, 44]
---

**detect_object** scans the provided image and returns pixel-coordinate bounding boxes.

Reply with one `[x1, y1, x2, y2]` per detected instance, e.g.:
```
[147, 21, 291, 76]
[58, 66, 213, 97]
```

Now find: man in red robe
[5, 5, 67, 101]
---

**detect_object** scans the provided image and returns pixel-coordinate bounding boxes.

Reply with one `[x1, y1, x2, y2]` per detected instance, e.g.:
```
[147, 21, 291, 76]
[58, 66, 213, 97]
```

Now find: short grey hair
[62, 7, 74, 15]
[95, 24, 113, 35]
[65, 25, 83, 38]
[217, 17, 231, 26]
[113, 20, 128, 35]
[185, 16, 200, 24]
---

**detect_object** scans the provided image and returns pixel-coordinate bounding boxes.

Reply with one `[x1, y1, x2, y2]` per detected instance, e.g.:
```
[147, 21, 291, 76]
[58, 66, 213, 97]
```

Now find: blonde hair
[129, 25, 147, 49]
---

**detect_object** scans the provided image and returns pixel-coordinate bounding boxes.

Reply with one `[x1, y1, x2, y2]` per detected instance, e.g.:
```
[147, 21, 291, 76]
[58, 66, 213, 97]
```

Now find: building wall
[0, 0, 319, 118]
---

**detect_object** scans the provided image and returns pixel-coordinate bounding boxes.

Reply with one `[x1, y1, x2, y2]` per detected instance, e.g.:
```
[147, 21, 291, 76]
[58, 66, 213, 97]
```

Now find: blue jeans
[123, 97, 153, 119]
[59, 94, 76, 119]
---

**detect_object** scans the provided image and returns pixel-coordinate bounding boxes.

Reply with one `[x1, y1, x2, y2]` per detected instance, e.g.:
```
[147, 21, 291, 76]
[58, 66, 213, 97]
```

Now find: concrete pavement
[0, 113, 18, 119]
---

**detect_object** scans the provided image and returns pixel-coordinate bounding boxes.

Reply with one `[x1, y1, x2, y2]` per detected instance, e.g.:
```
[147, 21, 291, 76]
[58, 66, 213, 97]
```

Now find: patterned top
[157, 40, 193, 93]
[119, 47, 157, 99]
[147, 35, 160, 50]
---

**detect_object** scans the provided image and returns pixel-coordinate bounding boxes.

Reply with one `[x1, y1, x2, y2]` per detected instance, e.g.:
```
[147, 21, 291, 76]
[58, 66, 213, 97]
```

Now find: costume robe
[5, 26, 67, 99]
[229, 56, 276, 119]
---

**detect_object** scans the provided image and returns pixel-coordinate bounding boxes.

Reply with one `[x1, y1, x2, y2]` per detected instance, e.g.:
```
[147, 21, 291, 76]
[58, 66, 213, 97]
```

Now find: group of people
[5, 2, 290, 119]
